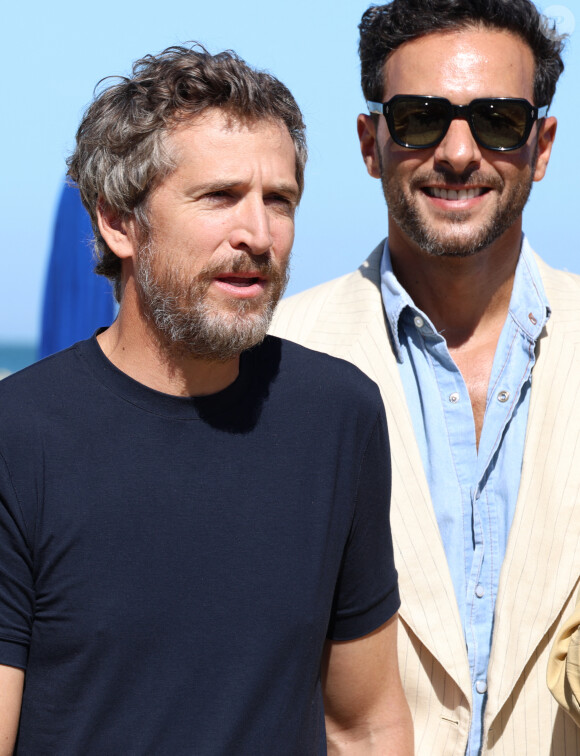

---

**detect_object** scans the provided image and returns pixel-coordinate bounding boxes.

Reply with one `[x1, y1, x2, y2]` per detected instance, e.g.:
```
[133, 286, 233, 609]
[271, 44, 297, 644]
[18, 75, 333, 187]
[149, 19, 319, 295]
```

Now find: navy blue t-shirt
[0, 335, 399, 754]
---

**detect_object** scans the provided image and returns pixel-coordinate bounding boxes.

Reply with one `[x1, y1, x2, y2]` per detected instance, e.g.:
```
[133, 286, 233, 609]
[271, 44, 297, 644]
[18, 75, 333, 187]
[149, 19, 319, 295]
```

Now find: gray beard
[135, 242, 289, 361]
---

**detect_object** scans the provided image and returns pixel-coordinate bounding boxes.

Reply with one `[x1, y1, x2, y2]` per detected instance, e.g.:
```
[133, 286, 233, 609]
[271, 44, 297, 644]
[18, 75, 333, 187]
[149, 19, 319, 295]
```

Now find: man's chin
[399, 211, 501, 258]
[415, 231, 492, 258]
[158, 307, 275, 361]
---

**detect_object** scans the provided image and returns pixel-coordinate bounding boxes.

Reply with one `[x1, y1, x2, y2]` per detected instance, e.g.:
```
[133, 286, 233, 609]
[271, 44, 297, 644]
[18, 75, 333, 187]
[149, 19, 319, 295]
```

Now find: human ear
[533, 115, 557, 183]
[96, 199, 139, 260]
[357, 114, 382, 179]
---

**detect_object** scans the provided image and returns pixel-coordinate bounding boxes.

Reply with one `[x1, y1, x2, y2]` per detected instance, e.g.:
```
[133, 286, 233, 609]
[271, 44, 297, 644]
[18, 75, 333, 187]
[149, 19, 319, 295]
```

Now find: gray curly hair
[67, 43, 307, 301]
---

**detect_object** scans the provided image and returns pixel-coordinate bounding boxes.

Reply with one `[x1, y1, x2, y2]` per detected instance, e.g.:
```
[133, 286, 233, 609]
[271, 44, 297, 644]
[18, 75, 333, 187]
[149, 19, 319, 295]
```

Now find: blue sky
[1, 1, 578, 343]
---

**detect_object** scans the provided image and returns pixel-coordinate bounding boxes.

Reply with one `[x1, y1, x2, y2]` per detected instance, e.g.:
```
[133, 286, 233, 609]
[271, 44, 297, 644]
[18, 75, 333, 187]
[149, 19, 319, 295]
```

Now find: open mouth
[423, 186, 490, 200]
[216, 276, 264, 287]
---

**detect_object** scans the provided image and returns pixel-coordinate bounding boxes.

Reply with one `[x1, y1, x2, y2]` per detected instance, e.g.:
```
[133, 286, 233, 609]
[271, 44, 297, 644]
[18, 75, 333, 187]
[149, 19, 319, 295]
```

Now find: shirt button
[414, 316, 424, 329]
[528, 312, 537, 325]
[497, 390, 510, 403]
[449, 392, 460, 404]
[475, 584, 485, 598]
[476, 680, 487, 694]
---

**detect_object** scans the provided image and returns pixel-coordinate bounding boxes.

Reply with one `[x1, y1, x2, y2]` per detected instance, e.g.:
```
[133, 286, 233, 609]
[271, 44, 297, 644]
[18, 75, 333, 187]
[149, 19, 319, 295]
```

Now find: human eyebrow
[265, 183, 300, 204]
[188, 180, 241, 197]
[190, 180, 300, 205]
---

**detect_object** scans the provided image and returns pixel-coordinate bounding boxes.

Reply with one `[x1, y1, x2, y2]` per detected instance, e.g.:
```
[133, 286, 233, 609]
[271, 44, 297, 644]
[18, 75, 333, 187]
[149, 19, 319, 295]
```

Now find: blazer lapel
[331, 245, 472, 699]
[487, 256, 580, 718]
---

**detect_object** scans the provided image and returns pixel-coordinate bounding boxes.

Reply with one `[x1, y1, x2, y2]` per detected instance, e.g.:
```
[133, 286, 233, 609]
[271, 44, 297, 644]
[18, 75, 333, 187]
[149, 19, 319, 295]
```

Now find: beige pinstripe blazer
[270, 242, 580, 755]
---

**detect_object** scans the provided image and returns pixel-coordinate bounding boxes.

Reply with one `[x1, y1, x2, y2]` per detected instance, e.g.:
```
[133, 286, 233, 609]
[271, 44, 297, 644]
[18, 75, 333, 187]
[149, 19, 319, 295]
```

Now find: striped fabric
[270, 242, 580, 755]
[548, 595, 580, 727]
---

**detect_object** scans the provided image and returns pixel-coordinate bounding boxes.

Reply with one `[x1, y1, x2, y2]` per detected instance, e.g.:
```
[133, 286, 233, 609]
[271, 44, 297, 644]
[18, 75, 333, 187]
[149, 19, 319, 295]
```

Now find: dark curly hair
[67, 44, 307, 300]
[359, 0, 566, 107]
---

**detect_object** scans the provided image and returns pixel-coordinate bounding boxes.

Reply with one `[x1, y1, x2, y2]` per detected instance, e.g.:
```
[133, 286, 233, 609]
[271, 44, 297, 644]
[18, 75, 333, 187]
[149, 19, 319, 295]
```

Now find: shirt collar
[510, 235, 551, 340]
[380, 234, 551, 363]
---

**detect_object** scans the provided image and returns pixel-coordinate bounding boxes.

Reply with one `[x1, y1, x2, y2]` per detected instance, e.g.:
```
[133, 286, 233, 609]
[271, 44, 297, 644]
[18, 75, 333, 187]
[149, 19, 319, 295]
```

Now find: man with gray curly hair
[0, 45, 412, 754]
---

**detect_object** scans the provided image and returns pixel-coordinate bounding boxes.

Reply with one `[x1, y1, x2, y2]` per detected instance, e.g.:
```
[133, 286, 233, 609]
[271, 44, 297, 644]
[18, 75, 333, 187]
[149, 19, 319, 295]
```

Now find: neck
[97, 289, 240, 397]
[388, 222, 522, 348]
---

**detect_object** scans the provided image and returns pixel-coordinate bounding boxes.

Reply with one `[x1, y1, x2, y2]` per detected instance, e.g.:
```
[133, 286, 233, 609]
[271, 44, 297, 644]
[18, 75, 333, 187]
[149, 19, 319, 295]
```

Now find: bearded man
[0, 45, 412, 755]
[271, 1, 580, 754]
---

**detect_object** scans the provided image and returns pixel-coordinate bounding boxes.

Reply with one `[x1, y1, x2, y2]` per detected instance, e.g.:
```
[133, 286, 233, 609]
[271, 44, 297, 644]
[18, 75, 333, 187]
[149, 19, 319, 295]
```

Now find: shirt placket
[421, 326, 478, 608]
[466, 321, 536, 753]
[419, 314, 536, 755]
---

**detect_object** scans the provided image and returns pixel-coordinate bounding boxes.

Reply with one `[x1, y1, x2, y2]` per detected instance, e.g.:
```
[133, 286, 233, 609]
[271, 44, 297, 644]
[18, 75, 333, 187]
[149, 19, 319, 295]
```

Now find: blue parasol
[39, 181, 115, 358]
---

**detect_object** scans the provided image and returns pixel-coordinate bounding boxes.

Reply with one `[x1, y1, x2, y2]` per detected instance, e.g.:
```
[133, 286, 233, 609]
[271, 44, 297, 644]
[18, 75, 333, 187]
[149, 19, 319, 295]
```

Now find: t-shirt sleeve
[327, 403, 400, 641]
[0, 451, 34, 669]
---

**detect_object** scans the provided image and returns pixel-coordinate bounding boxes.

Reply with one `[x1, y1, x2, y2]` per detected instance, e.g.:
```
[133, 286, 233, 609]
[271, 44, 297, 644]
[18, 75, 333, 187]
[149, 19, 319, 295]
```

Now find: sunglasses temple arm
[366, 101, 384, 115]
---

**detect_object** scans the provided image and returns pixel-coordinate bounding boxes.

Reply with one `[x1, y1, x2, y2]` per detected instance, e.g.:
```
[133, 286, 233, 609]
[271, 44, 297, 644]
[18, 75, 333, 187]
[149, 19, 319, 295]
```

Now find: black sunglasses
[367, 95, 548, 151]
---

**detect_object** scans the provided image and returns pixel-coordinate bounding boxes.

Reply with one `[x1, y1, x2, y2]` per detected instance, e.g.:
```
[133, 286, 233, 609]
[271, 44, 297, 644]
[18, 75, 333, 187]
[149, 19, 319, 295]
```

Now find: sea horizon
[0, 343, 38, 378]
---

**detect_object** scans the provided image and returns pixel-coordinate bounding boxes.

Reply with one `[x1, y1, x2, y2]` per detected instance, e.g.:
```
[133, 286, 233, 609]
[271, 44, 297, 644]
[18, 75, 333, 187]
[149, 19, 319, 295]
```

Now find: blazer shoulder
[274, 269, 356, 318]
[270, 242, 385, 344]
[536, 254, 580, 301]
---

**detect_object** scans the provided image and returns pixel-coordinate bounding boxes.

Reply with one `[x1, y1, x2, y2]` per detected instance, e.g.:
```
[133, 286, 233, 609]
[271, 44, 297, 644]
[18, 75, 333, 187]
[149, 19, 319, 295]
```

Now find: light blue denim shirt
[380, 236, 550, 755]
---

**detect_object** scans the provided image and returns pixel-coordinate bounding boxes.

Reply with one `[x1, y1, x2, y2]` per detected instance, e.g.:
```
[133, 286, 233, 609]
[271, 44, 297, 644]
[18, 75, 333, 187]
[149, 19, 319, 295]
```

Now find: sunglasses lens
[471, 100, 528, 149]
[390, 98, 450, 147]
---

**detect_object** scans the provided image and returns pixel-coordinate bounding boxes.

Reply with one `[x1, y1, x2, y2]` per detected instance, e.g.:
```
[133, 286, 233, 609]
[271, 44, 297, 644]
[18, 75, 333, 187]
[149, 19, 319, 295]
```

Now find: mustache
[410, 169, 503, 191]
[203, 254, 277, 278]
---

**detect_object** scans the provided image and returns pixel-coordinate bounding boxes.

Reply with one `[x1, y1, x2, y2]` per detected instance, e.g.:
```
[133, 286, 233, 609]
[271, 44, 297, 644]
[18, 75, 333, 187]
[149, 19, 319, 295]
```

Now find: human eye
[266, 193, 292, 206]
[412, 110, 438, 127]
[265, 193, 296, 216]
[267, 183, 299, 206]
[395, 105, 435, 130]
[486, 111, 518, 131]
[205, 189, 231, 199]
[198, 188, 238, 207]
[473, 103, 526, 145]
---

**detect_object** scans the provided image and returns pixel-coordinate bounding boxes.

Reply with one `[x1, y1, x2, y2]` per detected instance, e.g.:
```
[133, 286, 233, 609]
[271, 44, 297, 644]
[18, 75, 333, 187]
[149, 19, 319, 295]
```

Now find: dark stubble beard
[379, 150, 537, 258]
[135, 240, 289, 361]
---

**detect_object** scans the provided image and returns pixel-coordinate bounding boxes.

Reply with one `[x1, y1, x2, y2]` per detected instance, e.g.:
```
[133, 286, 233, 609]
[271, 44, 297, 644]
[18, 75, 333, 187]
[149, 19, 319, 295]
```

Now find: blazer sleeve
[547, 595, 580, 726]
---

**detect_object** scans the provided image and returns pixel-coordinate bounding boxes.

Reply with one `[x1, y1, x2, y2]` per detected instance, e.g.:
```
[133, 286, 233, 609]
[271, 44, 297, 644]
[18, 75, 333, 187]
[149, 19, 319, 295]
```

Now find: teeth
[429, 187, 484, 200]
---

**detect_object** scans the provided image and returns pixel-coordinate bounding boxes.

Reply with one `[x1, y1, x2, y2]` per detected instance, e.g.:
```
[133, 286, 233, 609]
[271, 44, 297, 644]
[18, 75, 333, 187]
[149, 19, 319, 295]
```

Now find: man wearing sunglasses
[271, 0, 580, 754]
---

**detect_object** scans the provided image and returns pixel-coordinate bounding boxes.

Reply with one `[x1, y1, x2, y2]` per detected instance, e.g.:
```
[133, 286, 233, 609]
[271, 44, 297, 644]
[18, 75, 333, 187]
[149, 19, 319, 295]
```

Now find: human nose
[230, 197, 273, 256]
[433, 117, 482, 174]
